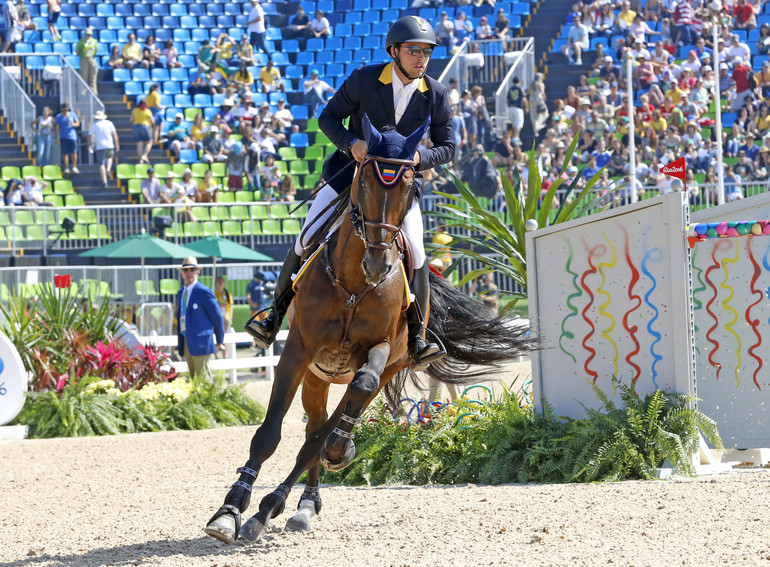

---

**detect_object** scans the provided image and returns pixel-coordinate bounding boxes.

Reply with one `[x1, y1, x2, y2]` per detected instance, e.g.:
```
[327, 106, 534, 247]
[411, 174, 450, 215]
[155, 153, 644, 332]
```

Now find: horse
[204, 115, 533, 544]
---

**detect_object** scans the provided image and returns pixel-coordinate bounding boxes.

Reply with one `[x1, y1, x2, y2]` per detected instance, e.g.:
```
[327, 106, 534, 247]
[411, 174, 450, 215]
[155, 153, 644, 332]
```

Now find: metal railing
[0, 63, 36, 154]
[493, 37, 536, 135]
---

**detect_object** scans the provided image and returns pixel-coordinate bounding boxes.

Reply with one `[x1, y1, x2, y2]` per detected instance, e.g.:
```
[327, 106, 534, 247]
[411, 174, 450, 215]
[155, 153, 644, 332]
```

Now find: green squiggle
[597, 231, 619, 391]
[559, 240, 581, 363]
[720, 241, 742, 386]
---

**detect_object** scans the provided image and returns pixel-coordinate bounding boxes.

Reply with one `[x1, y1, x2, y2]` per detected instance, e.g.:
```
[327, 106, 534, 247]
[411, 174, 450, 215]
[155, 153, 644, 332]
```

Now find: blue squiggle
[641, 242, 665, 388]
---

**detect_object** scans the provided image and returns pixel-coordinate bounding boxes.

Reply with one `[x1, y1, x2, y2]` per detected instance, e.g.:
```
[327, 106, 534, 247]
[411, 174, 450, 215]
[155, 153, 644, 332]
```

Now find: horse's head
[352, 114, 430, 284]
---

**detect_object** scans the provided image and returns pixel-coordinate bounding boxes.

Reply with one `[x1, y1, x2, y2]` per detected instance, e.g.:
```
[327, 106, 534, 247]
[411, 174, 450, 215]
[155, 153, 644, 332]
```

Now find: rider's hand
[413, 151, 421, 166]
[351, 139, 368, 162]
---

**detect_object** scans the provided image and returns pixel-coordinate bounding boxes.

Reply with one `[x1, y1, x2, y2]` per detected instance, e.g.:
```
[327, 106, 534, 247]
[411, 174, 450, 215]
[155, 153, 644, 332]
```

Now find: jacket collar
[378, 62, 429, 93]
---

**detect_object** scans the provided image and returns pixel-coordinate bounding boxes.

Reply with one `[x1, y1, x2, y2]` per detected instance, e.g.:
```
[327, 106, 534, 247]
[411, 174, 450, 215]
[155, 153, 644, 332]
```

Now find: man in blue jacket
[176, 257, 225, 379]
[247, 16, 454, 369]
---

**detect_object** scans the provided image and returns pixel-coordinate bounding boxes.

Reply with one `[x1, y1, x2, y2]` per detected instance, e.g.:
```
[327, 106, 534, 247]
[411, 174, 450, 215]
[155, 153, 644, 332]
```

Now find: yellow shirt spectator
[146, 90, 161, 109]
[617, 8, 636, 29]
[190, 124, 206, 141]
[131, 106, 153, 127]
[650, 115, 667, 134]
[123, 42, 142, 62]
[259, 64, 282, 91]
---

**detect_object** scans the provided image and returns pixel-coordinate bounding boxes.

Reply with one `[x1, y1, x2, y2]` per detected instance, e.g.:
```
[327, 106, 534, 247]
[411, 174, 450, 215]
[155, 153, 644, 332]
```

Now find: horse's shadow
[4, 533, 282, 567]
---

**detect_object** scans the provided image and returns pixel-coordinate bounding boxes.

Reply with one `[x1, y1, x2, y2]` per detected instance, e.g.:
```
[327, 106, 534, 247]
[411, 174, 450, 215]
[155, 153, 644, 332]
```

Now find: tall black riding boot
[406, 262, 446, 370]
[245, 248, 302, 349]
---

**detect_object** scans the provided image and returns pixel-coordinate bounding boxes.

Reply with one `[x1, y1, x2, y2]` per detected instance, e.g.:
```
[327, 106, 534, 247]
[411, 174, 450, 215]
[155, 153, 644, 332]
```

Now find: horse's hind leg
[321, 342, 391, 470]
[204, 340, 311, 544]
[242, 371, 330, 539]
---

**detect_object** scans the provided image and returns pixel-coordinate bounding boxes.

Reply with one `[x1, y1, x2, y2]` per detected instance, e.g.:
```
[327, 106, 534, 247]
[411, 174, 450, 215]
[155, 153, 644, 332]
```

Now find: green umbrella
[79, 231, 205, 301]
[185, 235, 274, 281]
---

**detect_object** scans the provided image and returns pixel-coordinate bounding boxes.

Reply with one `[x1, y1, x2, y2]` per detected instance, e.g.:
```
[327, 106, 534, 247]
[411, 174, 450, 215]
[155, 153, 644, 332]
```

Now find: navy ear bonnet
[360, 114, 430, 186]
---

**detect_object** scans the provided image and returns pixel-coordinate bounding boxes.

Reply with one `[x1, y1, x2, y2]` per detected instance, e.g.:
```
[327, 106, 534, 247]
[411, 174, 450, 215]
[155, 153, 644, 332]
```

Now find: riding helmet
[385, 16, 438, 56]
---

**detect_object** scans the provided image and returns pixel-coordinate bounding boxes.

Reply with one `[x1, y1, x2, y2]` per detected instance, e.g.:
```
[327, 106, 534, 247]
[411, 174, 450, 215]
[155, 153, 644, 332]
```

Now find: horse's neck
[328, 215, 368, 289]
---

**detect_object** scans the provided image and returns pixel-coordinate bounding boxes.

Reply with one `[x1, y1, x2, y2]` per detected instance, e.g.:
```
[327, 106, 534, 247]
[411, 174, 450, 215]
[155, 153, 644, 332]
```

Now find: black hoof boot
[241, 485, 290, 542]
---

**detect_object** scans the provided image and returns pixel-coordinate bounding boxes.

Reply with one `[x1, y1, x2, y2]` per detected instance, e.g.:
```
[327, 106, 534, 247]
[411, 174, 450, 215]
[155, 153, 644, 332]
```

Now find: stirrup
[245, 311, 278, 349]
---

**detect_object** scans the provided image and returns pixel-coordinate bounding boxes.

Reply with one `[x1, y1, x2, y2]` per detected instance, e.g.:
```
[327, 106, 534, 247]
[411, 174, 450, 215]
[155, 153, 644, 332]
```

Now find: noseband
[350, 154, 416, 251]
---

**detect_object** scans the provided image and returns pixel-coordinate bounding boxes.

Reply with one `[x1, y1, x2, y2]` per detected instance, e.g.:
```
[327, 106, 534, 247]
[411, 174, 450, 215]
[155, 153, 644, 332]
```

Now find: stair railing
[0, 63, 36, 160]
[437, 39, 470, 93]
[493, 37, 536, 135]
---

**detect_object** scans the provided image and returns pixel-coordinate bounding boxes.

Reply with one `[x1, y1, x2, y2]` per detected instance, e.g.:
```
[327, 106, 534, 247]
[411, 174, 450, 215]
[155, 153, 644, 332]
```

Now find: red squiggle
[580, 242, 606, 382]
[620, 228, 642, 389]
[745, 238, 763, 391]
[705, 241, 730, 379]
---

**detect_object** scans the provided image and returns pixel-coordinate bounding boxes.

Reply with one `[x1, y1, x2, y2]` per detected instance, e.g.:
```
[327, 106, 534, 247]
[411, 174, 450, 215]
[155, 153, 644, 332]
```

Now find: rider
[246, 16, 455, 368]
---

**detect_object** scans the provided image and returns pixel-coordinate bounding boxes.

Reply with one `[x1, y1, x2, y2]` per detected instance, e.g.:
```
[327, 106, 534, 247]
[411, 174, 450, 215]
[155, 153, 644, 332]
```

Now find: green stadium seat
[116, 163, 135, 180]
[201, 221, 220, 236]
[172, 163, 187, 176]
[241, 220, 262, 235]
[289, 160, 309, 176]
[42, 165, 62, 180]
[25, 225, 45, 241]
[6, 225, 26, 241]
[127, 179, 143, 199]
[184, 108, 202, 122]
[64, 194, 84, 207]
[135, 280, 160, 296]
[304, 145, 325, 160]
[76, 209, 97, 224]
[165, 222, 184, 238]
[269, 204, 289, 218]
[291, 204, 308, 217]
[274, 161, 288, 175]
[134, 164, 152, 179]
[283, 218, 302, 235]
[34, 209, 56, 225]
[54, 180, 74, 195]
[278, 147, 298, 161]
[315, 132, 332, 146]
[305, 118, 320, 133]
[235, 190, 253, 202]
[230, 205, 249, 220]
[218, 191, 235, 203]
[2, 166, 21, 180]
[192, 206, 210, 221]
[250, 204, 268, 218]
[211, 162, 227, 177]
[191, 162, 209, 177]
[210, 206, 229, 221]
[21, 165, 40, 178]
[44, 195, 63, 207]
[303, 173, 321, 190]
[222, 220, 242, 236]
[184, 222, 202, 237]
[0, 282, 10, 302]
[88, 223, 111, 240]
[159, 278, 180, 295]
[153, 163, 171, 178]
[67, 224, 88, 240]
[0, 211, 11, 225]
[13, 209, 34, 225]
[261, 218, 281, 235]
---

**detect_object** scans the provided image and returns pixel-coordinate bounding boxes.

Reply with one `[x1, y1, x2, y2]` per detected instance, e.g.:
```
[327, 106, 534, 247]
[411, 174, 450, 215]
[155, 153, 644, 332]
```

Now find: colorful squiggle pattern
[596, 232, 619, 391]
[641, 241, 664, 388]
[620, 227, 643, 389]
[745, 238, 763, 391]
[704, 241, 731, 379]
[718, 241, 741, 386]
[580, 240, 607, 382]
[558, 240, 580, 363]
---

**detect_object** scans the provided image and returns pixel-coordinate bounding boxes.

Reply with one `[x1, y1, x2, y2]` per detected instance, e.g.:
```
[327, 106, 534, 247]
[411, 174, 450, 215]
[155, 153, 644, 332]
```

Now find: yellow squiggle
[597, 231, 619, 390]
[720, 242, 742, 387]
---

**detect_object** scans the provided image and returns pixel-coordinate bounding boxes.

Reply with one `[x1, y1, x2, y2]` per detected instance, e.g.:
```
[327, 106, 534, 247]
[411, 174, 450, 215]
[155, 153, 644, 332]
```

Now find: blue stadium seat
[293, 105, 309, 120]
[362, 35, 379, 50]
[125, 16, 143, 29]
[115, 5, 132, 17]
[217, 15, 235, 28]
[113, 68, 131, 82]
[334, 24, 352, 39]
[290, 133, 309, 148]
[297, 52, 315, 65]
[97, 4, 114, 17]
[152, 4, 169, 17]
[78, 4, 95, 17]
[326, 37, 343, 51]
[418, 8, 436, 19]
[69, 16, 87, 30]
[318, 0, 334, 12]
[171, 68, 188, 82]
[132, 69, 150, 82]
[372, 22, 388, 35]
[198, 15, 216, 28]
[162, 16, 180, 29]
[137, 29, 153, 42]
[334, 50, 352, 64]
[189, 4, 205, 16]
[144, 16, 162, 30]
[352, 23, 370, 36]
[184, 41, 201, 55]
[266, 27, 282, 41]
[282, 39, 300, 53]
[15, 42, 32, 53]
[307, 38, 324, 52]
[88, 17, 105, 29]
[228, 27, 245, 41]
[352, 49, 370, 62]
[124, 81, 143, 96]
[133, 5, 150, 17]
[173, 29, 191, 42]
[180, 15, 198, 29]
[285, 65, 304, 79]
[203, 107, 219, 121]
[105, 16, 123, 30]
[191, 29, 209, 42]
[354, 0, 371, 9]
[53, 43, 70, 56]
[362, 10, 380, 23]
[273, 51, 290, 66]
[344, 12, 362, 24]
[151, 68, 170, 82]
[178, 54, 195, 68]
[163, 82, 182, 95]
[174, 94, 193, 107]
[262, 2, 278, 15]
[325, 63, 343, 77]
[179, 149, 198, 163]
[99, 30, 117, 43]
[170, 4, 188, 16]
[316, 51, 333, 65]
[194, 94, 212, 107]
[224, 3, 242, 15]
[344, 36, 361, 50]
[206, 4, 224, 16]
[60, 4, 76, 16]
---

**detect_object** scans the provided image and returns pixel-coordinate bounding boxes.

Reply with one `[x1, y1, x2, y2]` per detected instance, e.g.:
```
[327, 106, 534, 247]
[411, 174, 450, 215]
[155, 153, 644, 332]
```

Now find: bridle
[350, 154, 416, 252]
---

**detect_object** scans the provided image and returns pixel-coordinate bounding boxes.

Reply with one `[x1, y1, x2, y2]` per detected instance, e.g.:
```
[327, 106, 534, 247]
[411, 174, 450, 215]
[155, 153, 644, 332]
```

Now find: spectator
[460, 89, 477, 146]
[469, 273, 499, 313]
[164, 39, 182, 69]
[54, 103, 80, 174]
[753, 146, 770, 180]
[527, 72, 548, 136]
[493, 9, 510, 43]
[259, 154, 282, 200]
[215, 32, 237, 69]
[236, 35, 255, 66]
[245, 141, 261, 192]
[141, 34, 162, 70]
[190, 113, 207, 150]
[435, 11, 455, 47]
[273, 98, 294, 131]
[246, 270, 267, 327]
[15, 0, 34, 31]
[108, 45, 124, 69]
[202, 126, 227, 163]
[141, 167, 161, 204]
[219, 97, 237, 129]
[630, 14, 659, 43]
[757, 22, 770, 55]
[595, 4, 616, 38]
[740, 132, 760, 159]
[724, 164, 744, 201]
[471, 85, 490, 146]
[21, 175, 50, 206]
[731, 56, 754, 111]
[30, 106, 54, 167]
[286, 6, 310, 40]
[197, 169, 221, 203]
[159, 172, 176, 204]
[197, 39, 219, 73]
[259, 60, 284, 94]
[476, 16, 493, 40]
[46, 0, 60, 42]
[122, 33, 142, 70]
[673, 0, 696, 46]
[277, 173, 296, 202]
[455, 11, 473, 44]
[1, 0, 20, 53]
[232, 61, 255, 95]
[87, 110, 118, 188]
[447, 77, 460, 106]
[727, 33, 752, 63]
[235, 92, 258, 135]
[175, 257, 225, 380]
[247, 0, 271, 60]
[226, 141, 247, 192]
[129, 99, 153, 164]
[461, 144, 500, 199]
[733, 0, 758, 30]
[492, 130, 516, 167]
[563, 14, 589, 65]
[303, 69, 335, 118]
[4, 178, 23, 206]
[168, 113, 195, 159]
[310, 10, 330, 39]
[214, 277, 234, 332]
[145, 83, 165, 146]
[616, 1, 637, 31]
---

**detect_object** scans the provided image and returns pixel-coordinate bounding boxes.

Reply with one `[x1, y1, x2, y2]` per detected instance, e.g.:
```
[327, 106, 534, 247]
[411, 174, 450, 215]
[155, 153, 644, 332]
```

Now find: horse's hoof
[320, 439, 356, 472]
[285, 514, 311, 532]
[241, 514, 269, 541]
[204, 516, 236, 544]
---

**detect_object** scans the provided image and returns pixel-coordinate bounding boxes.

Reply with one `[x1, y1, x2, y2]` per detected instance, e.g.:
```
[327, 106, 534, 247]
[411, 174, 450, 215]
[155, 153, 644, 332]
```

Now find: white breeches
[294, 183, 426, 268]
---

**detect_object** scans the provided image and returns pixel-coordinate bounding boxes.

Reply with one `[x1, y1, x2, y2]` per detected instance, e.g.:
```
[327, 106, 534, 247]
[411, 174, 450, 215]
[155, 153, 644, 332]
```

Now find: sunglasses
[404, 45, 433, 57]
[182, 268, 197, 273]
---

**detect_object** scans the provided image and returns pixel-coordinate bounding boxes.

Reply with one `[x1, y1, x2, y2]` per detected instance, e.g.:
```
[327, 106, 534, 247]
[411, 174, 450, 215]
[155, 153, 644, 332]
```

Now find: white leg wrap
[294, 184, 339, 256]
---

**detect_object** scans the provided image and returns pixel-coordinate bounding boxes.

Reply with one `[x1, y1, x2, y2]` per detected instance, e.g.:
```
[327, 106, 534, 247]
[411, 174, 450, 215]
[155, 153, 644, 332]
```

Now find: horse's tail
[385, 271, 537, 407]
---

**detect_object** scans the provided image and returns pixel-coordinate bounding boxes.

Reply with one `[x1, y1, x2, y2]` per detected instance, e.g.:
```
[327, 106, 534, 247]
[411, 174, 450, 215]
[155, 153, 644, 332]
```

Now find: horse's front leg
[204, 335, 312, 544]
[321, 341, 391, 471]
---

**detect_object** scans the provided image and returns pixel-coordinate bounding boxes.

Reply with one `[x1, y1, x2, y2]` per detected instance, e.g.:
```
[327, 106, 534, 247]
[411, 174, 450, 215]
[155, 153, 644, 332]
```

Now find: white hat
[175, 112, 184, 119]
[720, 62, 728, 69]
[183, 168, 192, 175]
[210, 125, 219, 133]
[94, 110, 106, 120]
[709, 0, 720, 9]
[222, 97, 235, 106]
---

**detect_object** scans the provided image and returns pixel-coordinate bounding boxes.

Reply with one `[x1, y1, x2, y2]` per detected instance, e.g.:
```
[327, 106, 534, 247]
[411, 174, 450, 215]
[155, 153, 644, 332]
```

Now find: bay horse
[204, 115, 533, 544]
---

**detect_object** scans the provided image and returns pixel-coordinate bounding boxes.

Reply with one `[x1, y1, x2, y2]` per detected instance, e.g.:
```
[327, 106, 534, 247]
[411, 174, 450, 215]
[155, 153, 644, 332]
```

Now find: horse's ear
[361, 113, 382, 150]
[403, 117, 431, 158]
